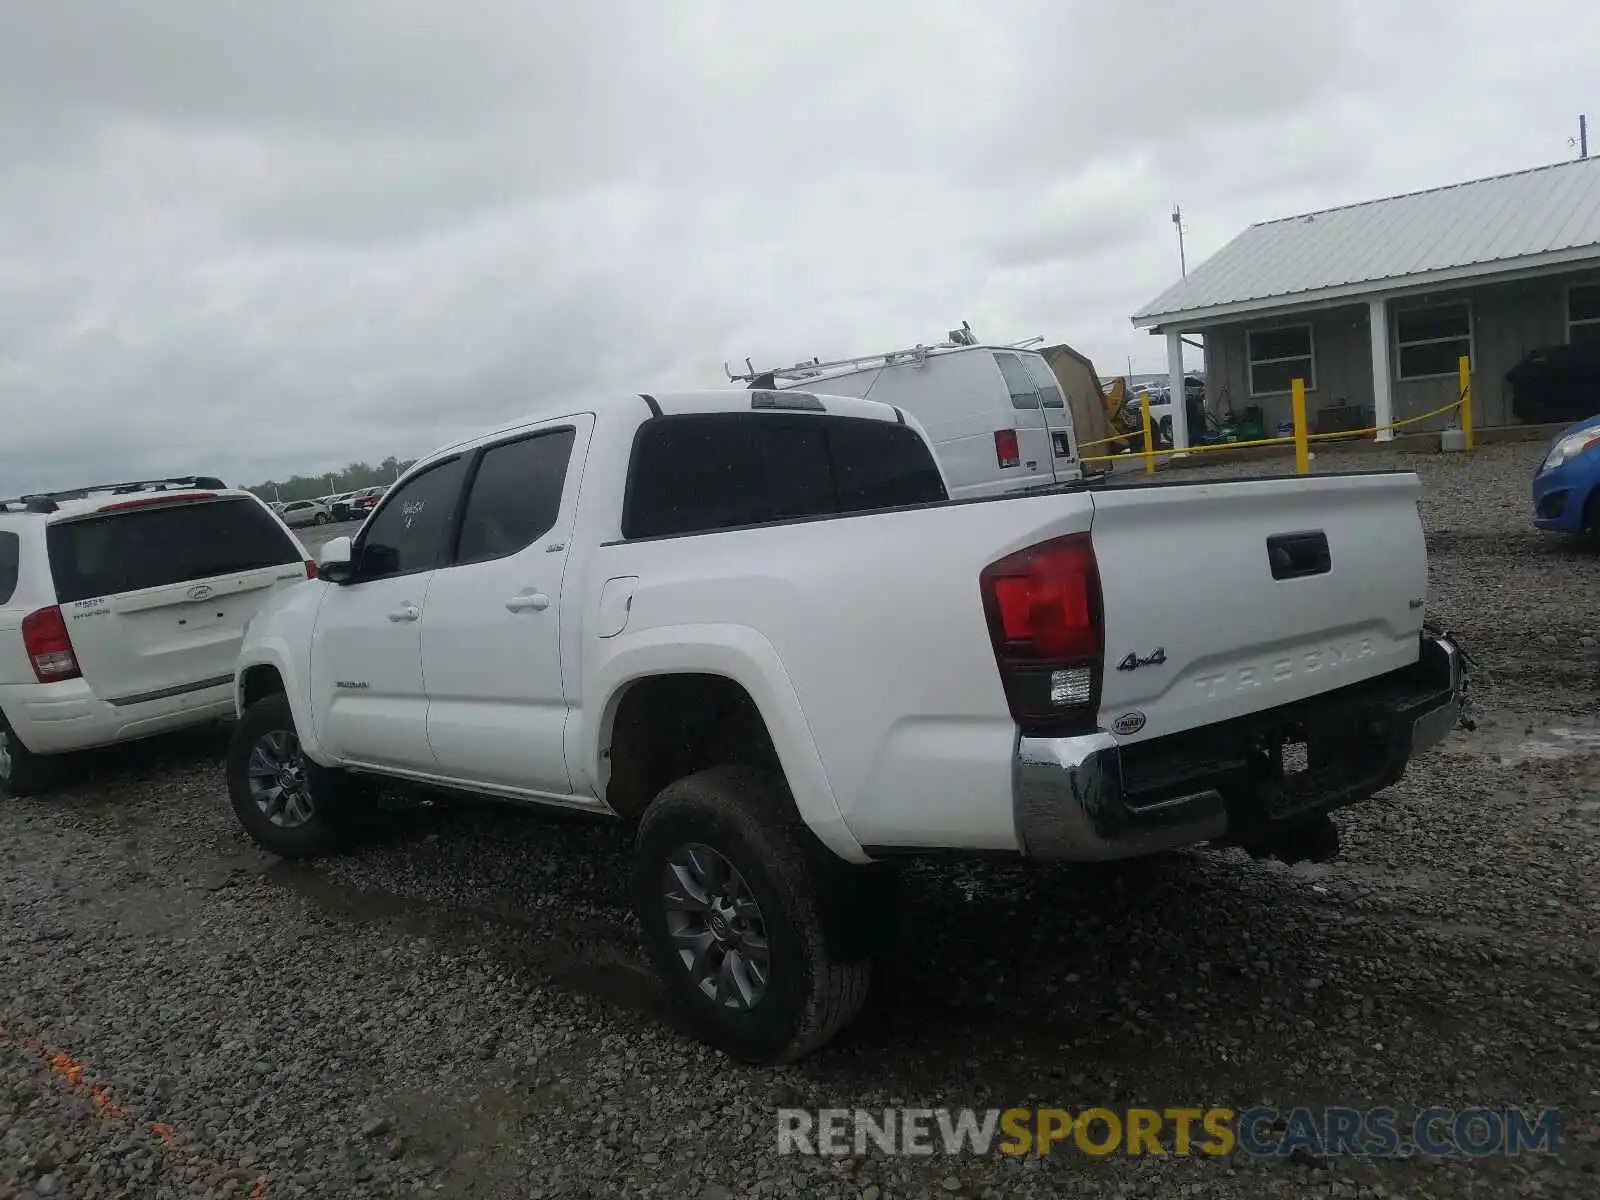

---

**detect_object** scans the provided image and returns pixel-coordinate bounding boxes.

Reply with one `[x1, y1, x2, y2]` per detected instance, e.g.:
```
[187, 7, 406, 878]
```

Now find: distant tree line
[244, 456, 416, 503]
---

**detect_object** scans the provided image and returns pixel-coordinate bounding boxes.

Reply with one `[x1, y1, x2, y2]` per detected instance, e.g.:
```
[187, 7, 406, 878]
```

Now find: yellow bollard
[1458, 354, 1474, 451]
[1140, 392, 1155, 476]
[1291, 377, 1310, 474]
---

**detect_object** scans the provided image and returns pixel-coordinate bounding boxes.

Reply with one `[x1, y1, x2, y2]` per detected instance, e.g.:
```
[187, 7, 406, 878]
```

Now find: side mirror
[316, 536, 355, 584]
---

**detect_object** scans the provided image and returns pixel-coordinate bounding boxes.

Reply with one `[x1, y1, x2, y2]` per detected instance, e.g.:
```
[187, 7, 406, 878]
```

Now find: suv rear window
[46, 497, 303, 603]
[622, 413, 947, 540]
[0, 531, 18, 605]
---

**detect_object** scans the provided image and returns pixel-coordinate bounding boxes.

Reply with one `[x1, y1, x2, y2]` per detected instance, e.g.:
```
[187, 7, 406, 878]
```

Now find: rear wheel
[0, 712, 59, 799]
[226, 693, 370, 857]
[632, 766, 871, 1064]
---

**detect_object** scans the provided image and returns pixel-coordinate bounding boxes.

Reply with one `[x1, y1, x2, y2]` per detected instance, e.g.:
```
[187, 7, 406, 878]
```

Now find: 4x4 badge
[1117, 647, 1166, 672]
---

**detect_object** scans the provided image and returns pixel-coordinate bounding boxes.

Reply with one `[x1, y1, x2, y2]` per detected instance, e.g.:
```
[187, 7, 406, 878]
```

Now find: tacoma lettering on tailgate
[1193, 638, 1376, 699]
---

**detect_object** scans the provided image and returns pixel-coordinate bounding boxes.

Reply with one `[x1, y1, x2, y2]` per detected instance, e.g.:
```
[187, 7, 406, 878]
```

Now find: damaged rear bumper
[1013, 633, 1467, 862]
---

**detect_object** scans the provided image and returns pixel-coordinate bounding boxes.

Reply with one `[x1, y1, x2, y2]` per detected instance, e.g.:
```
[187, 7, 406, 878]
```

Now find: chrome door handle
[387, 603, 420, 622]
[505, 592, 550, 613]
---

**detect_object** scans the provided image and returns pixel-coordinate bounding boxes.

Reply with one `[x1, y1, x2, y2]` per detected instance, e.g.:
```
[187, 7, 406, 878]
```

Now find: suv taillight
[979, 533, 1103, 734]
[21, 606, 82, 683]
[994, 429, 1020, 469]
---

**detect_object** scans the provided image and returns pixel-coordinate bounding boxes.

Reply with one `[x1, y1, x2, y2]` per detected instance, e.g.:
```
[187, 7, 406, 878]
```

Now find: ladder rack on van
[0, 476, 228, 514]
[726, 329, 1046, 385]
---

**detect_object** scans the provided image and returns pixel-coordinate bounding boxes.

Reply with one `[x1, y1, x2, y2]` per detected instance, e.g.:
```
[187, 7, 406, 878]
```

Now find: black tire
[0, 711, 59, 799]
[226, 693, 370, 857]
[315, 512, 330, 525]
[632, 766, 872, 1064]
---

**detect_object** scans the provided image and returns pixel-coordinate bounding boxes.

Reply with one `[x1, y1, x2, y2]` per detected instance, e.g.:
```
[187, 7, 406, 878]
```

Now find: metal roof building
[1130, 157, 1600, 445]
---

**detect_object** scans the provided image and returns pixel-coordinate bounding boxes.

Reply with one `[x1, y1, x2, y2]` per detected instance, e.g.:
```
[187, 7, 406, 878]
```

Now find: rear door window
[46, 498, 303, 604]
[0, 531, 18, 604]
[1021, 355, 1067, 409]
[995, 352, 1063, 410]
[454, 428, 577, 565]
[623, 413, 947, 539]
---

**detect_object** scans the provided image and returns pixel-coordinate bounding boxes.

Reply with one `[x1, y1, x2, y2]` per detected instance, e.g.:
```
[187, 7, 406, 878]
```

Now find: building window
[1395, 303, 1472, 380]
[1569, 284, 1600, 346]
[1247, 325, 1314, 396]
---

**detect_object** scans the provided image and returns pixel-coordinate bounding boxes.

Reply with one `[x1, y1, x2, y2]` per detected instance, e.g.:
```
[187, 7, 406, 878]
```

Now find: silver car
[278, 499, 333, 528]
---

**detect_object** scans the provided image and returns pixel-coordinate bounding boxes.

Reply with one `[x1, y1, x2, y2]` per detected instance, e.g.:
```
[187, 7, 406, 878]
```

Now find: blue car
[1532, 413, 1600, 534]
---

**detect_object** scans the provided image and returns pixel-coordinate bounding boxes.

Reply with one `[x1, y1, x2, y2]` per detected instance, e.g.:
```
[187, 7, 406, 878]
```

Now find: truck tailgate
[1090, 472, 1427, 742]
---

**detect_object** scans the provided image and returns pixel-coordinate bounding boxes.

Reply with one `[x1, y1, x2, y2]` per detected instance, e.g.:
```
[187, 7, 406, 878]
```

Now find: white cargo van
[730, 332, 1082, 499]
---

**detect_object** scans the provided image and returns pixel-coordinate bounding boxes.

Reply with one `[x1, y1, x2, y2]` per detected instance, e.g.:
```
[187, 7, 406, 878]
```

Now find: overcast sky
[1, 0, 1593, 491]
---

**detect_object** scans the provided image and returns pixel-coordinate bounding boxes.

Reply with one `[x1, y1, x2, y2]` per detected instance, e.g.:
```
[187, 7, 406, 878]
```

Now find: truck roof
[423, 388, 910, 465]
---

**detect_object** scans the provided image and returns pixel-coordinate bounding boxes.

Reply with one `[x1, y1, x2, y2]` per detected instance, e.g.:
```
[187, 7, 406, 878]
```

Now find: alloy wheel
[661, 842, 770, 1010]
[245, 729, 315, 828]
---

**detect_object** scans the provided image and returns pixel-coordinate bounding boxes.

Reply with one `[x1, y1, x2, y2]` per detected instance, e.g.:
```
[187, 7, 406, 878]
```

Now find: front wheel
[226, 693, 370, 857]
[0, 712, 59, 799]
[632, 766, 871, 1064]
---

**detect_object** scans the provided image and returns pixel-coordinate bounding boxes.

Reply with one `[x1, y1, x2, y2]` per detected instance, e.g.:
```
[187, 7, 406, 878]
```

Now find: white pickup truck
[228, 388, 1466, 1063]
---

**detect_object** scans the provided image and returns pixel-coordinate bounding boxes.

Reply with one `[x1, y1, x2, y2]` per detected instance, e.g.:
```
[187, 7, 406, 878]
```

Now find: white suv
[0, 477, 314, 796]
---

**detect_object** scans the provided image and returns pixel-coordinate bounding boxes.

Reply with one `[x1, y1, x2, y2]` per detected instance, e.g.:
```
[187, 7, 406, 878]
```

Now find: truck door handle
[386, 603, 421, 622]
[505, 592, 550, 613]
[1267, 531, 1331, 580]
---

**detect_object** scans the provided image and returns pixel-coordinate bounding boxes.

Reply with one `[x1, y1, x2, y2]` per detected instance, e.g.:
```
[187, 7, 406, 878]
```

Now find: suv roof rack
[724, 323, 1045, 386]
[0, 475, 228, 515]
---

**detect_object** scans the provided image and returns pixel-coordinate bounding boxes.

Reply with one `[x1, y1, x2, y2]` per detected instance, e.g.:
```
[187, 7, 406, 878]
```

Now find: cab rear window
[47, 498, 302, 603]
[622, 412, 948, 539]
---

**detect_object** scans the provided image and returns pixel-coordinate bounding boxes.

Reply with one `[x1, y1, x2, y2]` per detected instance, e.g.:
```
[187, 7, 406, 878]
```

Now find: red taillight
[21, 606, 81, 683]
[994, 428, 1020, 469]
[979, 533, 1103, 732]
[98, 492, 217, 513]
[304, 559, 317, 579]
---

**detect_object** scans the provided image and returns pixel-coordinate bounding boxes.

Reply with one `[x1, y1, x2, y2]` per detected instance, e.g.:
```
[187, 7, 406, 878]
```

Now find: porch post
[1369, 297, 1395, 442]
[1166, 330, 1190, 450]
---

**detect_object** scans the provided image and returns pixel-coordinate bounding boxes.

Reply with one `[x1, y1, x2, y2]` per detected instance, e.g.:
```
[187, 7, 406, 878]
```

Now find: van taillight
[21, 606, 81, 683]
[979, 533, 1103, 733]
[994, 428, 1020, 469]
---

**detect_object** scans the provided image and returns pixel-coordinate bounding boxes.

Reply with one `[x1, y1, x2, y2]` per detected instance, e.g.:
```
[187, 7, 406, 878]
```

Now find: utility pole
[1172, 204, 1188, 278]
[1580, 114, 1589, 161]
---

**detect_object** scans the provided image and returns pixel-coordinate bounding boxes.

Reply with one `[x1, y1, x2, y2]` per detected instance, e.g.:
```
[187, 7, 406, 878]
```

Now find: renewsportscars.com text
[777, 1106, 1561, 1159]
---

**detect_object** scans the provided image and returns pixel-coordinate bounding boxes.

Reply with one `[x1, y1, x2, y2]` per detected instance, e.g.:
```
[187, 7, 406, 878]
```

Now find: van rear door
[993, 351, 1069, 485]
[46, 495, 310, 705]
[1021, 353, 1079, 479]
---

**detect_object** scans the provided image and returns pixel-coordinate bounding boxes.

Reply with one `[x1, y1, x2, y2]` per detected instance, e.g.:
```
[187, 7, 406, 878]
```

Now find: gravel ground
[2, 441, 1597, 1199]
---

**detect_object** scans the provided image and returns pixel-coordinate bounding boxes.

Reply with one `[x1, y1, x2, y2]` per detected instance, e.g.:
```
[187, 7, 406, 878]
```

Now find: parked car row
[268, 485, 390, 527]
[331, 486, 387, 521]
[2, 383, 1468, 1066]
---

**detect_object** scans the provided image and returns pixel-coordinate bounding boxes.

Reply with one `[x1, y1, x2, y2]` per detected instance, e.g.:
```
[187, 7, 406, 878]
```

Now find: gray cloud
[0, 0, 1591, 493]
